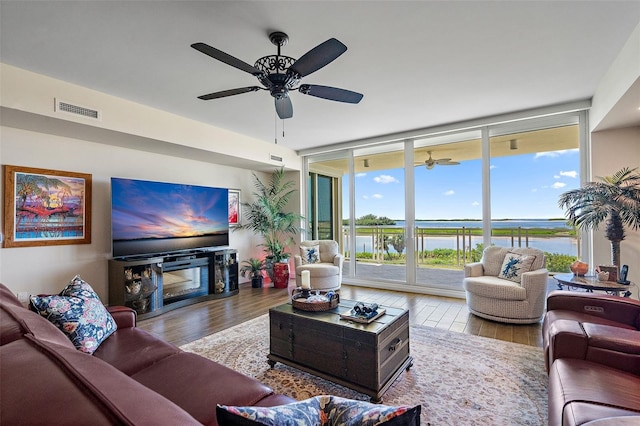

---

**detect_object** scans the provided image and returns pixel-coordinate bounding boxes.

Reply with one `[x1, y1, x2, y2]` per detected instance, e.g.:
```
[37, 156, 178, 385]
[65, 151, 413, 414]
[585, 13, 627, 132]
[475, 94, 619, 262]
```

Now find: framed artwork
[3, 165, 92, 247]
[228, 189, 240, 226]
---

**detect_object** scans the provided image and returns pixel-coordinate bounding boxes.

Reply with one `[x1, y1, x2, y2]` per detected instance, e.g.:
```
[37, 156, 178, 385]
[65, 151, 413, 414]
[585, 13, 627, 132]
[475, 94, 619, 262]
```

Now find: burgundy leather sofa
[542, 290, 640, 425]
[0, 283, 294, 425]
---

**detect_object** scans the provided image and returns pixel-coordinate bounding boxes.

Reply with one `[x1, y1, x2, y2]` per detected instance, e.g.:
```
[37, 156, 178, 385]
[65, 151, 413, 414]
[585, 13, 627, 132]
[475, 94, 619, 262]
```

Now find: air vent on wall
[55, 99, 101, 121]
[269, 153, 284, 163]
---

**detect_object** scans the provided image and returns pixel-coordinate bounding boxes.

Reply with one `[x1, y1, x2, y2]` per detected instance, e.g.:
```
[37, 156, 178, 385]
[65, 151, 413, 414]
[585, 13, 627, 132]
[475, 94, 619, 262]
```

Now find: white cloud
[363, 193, 384, 199]
[490, 164, 497, 169]
[552, 182, 567, 189]
[355, 172, 367, 178]
[444, 190, 455, 196]
[471, 201, 480, 206]
[374, 174, 399, 184]
[559, 170, 578, 178]
[534, 149, 579, 159]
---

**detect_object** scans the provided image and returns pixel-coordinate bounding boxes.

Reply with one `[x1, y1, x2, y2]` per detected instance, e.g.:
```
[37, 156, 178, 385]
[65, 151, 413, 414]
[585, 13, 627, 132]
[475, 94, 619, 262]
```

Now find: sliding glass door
[308, 173, 337, 240]
[304, 108, 586, 293]
[351, 143, 406, 283]
[489, 124, 581, 260]
[413, 132, 482, 290]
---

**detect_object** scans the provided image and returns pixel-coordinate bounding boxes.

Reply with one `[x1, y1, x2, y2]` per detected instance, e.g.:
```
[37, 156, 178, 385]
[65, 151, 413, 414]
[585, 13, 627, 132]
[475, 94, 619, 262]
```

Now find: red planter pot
[272, 262, 290, 289]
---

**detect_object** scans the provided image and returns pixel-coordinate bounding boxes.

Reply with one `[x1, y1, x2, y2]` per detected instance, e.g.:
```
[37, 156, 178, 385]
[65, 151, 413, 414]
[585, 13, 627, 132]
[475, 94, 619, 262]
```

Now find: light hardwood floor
[138, 283, 543, 348]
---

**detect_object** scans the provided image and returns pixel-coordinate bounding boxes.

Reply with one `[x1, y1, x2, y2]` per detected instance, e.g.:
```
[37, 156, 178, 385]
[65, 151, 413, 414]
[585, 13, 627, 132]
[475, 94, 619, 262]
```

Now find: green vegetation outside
[345, 245, 577, 273]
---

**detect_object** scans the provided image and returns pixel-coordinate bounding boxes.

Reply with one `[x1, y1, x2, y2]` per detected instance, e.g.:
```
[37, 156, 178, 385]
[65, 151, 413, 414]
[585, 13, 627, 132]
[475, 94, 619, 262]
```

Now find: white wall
[590, 21, 640, 131]
[0, 125, 274, 301]
[0, 64, 304, 301]
[0, 64, 300, 169]
[591, 126, 640, 290]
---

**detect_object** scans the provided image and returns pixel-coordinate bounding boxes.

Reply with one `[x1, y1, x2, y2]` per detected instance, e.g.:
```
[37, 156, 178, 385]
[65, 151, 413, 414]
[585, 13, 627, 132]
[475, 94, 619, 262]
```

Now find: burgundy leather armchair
[543, 290, 640, 426]
[543, 290, 640, 375]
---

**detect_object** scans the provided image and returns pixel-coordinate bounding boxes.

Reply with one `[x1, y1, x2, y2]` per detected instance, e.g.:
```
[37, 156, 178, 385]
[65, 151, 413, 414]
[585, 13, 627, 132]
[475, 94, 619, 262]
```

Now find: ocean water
[346, 219, 577, 256]
[393, 219, 571, 229]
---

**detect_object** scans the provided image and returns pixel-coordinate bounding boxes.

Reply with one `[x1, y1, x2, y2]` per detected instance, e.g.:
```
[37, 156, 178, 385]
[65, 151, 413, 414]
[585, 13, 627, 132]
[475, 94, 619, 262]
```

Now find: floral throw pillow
[216, 395, 421, 426]
[29, 275, 117, 354]
[498, 252, 536, 283]
[300, 245, 320, 264]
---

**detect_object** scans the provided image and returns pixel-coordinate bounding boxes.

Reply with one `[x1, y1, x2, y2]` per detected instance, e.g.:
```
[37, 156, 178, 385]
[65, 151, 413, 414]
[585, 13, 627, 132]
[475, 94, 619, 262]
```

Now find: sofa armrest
[464, 262, 484, 278]
[333, 253, 344, 268]
[294, 255, 302, 268]
[107, 306, 137, 328]
[546, 290, 640, 328]
[546, 319, 588, 372]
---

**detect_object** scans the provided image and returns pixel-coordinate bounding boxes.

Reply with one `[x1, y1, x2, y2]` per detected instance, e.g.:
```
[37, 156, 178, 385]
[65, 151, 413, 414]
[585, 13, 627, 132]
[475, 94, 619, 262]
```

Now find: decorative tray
[339, 308, 386, 324]
[291, 288, 339, 312]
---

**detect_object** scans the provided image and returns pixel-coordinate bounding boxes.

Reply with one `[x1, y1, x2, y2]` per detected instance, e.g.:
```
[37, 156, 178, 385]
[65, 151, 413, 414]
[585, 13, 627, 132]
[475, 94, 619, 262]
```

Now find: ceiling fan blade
[197, 86, 261, 100]
[438, 162, 460, 166]
[288, 38, 347, 78]
[434, 158, 452, 163]
[299, 84, 363, 104]
[191, 42, 263, 76]
[275, 96, 293, 119]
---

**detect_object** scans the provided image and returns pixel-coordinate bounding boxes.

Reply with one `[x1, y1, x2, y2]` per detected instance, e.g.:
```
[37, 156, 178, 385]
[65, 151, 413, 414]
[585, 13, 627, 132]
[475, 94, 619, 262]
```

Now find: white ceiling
[1, 1, 639, 153]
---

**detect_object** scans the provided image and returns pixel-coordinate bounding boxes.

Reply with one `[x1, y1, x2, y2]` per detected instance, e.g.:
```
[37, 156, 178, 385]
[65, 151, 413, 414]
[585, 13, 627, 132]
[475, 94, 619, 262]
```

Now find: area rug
[181, 314, 548, 425]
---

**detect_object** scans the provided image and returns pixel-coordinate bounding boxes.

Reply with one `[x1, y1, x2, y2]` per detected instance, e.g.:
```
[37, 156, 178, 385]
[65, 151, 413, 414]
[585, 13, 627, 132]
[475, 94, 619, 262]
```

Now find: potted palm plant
[239, 258, 266, 288]
[235, 168, 303, 288]
[558, 167, 640, 271]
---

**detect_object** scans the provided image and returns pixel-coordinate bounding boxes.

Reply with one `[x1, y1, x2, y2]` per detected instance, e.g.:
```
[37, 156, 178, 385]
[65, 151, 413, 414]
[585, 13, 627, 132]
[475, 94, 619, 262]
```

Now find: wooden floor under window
[138, 283, 543, 348]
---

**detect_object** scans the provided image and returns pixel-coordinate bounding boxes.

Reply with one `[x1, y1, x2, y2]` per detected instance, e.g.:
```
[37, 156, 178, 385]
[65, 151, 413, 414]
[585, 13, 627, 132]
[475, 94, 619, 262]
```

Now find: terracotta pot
[570, 260, 589, 276]
[272, 262, 290, 289]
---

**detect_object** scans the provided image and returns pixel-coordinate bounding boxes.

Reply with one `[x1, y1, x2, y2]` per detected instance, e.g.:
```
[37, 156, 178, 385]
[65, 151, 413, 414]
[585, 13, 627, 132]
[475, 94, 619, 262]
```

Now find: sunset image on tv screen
[111, 178, 229, 257]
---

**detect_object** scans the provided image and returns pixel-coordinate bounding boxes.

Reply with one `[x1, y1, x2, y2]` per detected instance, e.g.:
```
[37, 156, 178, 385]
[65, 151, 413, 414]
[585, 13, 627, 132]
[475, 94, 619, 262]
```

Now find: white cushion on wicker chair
[463, 247, 548, 324]
[294, 240, 343, 291]
[463, 276, 527, 300]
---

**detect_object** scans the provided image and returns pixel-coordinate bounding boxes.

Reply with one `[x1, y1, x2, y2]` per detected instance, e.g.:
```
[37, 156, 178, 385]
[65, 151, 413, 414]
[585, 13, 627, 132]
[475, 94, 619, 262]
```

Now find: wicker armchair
[294, 240, 343, 291]
[463, 246, 548, 324]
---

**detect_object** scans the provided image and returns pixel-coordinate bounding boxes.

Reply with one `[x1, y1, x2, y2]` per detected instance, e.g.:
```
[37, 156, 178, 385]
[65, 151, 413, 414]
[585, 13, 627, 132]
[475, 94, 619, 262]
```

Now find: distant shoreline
[398, 218, 567, 222]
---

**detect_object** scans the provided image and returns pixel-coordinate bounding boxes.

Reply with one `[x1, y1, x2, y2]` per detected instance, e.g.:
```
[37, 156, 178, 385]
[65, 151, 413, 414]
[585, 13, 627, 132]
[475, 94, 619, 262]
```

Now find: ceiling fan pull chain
[274, 112, 278, 144]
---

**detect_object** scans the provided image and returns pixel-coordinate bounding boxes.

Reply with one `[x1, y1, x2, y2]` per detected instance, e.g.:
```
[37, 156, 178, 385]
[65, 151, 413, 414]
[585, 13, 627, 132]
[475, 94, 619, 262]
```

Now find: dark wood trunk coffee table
[268, 300, 413, 403]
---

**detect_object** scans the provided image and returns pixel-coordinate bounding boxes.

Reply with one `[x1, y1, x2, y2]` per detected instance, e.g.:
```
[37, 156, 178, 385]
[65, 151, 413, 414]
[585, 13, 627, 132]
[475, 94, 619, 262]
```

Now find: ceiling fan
[416, 151, 460, 170]
[191, 31, 364, 119]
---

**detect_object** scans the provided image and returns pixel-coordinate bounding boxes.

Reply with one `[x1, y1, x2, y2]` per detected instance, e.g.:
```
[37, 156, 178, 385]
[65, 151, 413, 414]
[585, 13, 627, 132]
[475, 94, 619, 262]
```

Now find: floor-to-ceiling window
[352, 143, 406, 282]
[308, 172, 337, 240]
[489, 124, 581, 258]
[413, 132, 482, 290]
[304, 106, 587, 295]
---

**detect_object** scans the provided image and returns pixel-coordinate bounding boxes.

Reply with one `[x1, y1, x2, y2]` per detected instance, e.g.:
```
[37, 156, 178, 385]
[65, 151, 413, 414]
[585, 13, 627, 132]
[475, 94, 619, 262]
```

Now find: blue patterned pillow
[216, 395, 421, 426]
[300, 245, 320, 264]
[29, 275, 117, 354]
[498, 252, 535, 283]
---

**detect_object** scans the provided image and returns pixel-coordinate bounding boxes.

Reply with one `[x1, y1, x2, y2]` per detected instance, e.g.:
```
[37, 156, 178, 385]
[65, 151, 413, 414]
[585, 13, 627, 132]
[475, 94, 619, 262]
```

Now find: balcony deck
[343, 261, 558, 295]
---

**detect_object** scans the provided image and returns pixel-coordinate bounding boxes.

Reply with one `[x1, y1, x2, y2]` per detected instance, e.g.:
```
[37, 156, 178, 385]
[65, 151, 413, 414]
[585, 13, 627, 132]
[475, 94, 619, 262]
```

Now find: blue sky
[346, 149, 581, 220]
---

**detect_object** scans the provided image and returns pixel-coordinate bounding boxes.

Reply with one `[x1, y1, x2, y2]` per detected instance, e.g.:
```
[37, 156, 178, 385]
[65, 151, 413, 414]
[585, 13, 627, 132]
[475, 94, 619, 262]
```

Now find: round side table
[554, 273, 635, 297]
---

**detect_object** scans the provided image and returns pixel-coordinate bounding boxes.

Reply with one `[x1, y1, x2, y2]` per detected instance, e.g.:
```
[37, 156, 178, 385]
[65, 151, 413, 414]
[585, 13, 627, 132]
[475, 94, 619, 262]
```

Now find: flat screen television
[111, 177, 229, 258]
